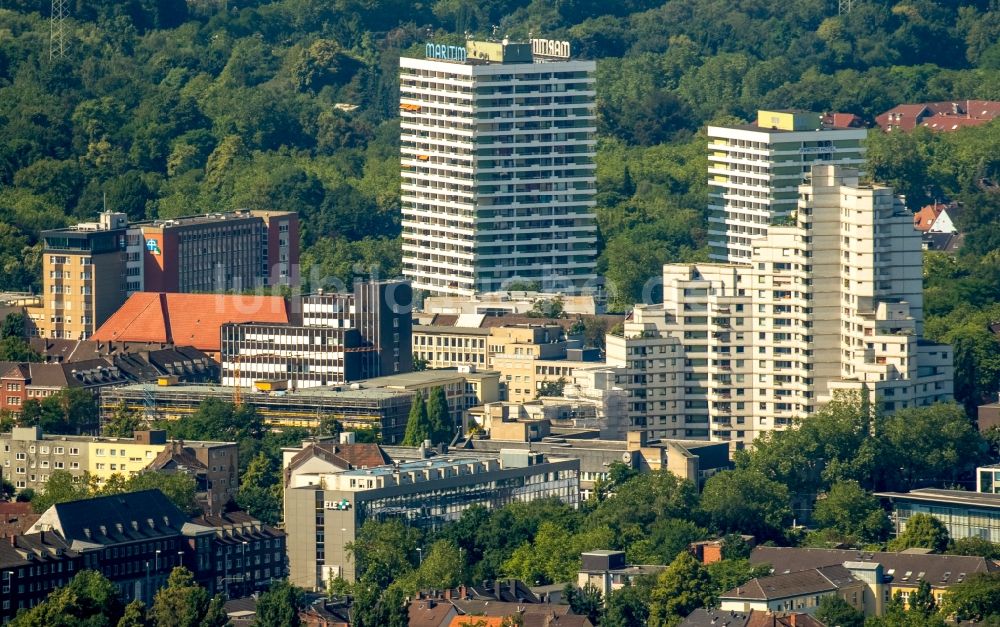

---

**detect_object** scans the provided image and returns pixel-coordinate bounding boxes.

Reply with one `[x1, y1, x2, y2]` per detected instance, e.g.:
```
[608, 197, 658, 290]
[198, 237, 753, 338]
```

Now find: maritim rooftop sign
[530, 38, 570, 58]
[425, 43, 467, 62]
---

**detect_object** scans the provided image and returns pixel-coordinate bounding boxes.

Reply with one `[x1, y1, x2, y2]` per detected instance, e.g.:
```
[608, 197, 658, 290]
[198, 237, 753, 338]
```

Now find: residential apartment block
[284, 445, 579, 587]
[32, 210, 299, 340]
[221, 281, 413, 390]
[0, 427, 237, 508]
[707, 110, 866, 262]
[400, 39, 598, 295]
[608, 166, 952, 448]
[749, 546, 998, 616]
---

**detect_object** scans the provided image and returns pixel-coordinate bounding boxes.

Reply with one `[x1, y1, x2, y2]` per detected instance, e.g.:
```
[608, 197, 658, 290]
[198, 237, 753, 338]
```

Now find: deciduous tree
[647, 552, 716, 627]
[812, 480, 890, 543]
[11, 570, 125, 627]
[942, 572, 1000, 622]
[255, 580, 305, 627]
[700, 469, 792, 541]
[149, 567, 227, 627]
[888, 513, 950, 553]
[816, 595, 864, 627]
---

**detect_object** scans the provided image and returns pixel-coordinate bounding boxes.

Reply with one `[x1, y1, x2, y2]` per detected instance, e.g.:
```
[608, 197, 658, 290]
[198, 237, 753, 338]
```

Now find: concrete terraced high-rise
[400, 39, 598, 296]
[707, 110, 867, 263]
[608, 166, 953, 449]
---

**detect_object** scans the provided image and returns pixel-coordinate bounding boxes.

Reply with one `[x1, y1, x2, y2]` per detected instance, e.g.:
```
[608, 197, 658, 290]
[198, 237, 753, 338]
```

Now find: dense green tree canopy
[811, 481, 890, 544]
[816, 596, 865, 627]
[943, 572, 1000, 622]
[10, 570, 125, 627]
[700, 469, 792, 542]
[255, 580, 306, 627]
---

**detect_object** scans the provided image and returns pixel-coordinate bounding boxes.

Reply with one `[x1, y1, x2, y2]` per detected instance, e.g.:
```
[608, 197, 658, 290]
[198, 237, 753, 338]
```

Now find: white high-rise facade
[399, 40, 598, 296]
[707, 110, 867, 263]
[608, 166, 953, 449]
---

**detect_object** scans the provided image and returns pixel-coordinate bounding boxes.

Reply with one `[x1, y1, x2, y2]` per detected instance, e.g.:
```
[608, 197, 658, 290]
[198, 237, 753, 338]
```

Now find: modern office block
[139, 210, 299, 292]
[220, 281, 413, 390]
[284, 447, 579, 587]
[400, 39, 598, 296]
[38, 212, 129, 340]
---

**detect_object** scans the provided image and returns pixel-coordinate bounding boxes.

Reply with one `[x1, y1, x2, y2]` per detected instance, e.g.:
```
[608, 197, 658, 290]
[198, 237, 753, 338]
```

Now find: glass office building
[879, 488, 1000, 543]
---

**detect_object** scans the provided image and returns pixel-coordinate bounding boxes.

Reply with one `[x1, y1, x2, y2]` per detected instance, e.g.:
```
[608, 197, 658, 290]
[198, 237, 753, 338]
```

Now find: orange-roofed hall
[91, 293, 290, 359]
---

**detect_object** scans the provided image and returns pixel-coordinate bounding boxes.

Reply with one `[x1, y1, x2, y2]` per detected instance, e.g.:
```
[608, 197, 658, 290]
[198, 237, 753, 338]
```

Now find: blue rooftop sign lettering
[426, 43, 467, 62]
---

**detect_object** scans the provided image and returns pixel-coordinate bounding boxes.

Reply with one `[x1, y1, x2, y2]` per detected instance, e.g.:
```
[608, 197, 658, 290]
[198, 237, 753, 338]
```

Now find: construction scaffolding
[100, 383, 414, 440]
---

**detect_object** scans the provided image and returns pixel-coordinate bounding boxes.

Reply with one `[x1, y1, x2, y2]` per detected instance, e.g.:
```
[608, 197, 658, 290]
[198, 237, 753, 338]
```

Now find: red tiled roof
[0, 502, 33, 516]
[913, 203, 945, 232]
[821, 112, 864, 128]
[283, 441, 391, 486]
[745, 612, 824, 627]
[877, 100, 1000, 132]
[450, 618, 506, 627]
[409, 599, 456, 627]
[91, 293, 289, 353]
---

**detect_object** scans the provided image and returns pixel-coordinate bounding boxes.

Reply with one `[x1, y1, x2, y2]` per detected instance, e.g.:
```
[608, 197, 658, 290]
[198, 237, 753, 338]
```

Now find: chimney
[494, 580, 501, 600]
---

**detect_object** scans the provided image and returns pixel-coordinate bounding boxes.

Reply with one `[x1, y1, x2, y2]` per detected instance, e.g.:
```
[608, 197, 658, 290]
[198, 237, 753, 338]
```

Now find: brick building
[190, 511, 288, 598]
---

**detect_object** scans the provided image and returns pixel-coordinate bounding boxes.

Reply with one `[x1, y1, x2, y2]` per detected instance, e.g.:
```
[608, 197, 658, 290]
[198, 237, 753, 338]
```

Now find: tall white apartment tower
[707, 110, 867, 263]
[400, 39, 598, 296]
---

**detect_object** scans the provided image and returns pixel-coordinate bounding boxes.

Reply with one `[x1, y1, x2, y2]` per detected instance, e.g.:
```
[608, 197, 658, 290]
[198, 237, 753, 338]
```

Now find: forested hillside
[0, 0, 998, 405]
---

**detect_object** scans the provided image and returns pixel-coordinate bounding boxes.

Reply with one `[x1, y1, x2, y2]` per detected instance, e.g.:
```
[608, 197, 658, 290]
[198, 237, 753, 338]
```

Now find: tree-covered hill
[0, 0, 998, 405]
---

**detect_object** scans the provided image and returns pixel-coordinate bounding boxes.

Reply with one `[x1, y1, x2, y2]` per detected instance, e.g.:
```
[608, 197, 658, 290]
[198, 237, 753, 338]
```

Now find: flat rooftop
[138, 210, 263, 228]
[877, 488, 1000, 510]
[340, 456, 487, 477]
[354, 369, 498, 388]
[111, 382, 407, 402]
[467, 435, 726, 453]
[1, 431, 233, 446]
[719, 122, 863, 134]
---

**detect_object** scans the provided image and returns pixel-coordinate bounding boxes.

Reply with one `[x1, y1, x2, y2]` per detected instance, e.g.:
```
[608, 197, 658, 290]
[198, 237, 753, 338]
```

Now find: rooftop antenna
[49, 0, 68, 60]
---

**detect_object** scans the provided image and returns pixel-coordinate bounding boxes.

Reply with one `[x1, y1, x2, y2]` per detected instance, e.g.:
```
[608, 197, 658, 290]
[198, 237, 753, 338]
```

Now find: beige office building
[37, 213, 131, 340]
[412, 322, 604, 402]
[284, 447, 579, 587]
